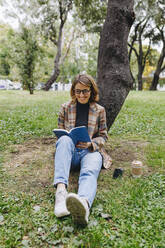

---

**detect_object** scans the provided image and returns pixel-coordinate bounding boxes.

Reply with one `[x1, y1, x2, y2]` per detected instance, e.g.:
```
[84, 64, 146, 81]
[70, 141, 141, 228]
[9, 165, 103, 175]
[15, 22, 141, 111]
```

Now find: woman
[53, 74, 112, 225]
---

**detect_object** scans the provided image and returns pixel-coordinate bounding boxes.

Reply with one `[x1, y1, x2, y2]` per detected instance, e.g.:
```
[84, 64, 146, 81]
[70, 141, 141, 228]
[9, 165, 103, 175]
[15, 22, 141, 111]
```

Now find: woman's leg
[54, 135, 76, 217]
[53, 135, 75, 187]
[66, 151, 102, 225]
[78, 151, 102, 208]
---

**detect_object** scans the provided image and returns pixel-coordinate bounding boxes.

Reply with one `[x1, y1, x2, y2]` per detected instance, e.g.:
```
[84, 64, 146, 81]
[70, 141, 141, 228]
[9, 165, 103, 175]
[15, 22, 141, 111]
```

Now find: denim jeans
[53, 135, 102, 207]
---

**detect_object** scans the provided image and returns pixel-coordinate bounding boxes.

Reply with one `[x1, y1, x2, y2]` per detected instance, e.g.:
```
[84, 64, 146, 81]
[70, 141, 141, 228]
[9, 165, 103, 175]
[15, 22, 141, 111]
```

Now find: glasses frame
[74, 89, 91, 95]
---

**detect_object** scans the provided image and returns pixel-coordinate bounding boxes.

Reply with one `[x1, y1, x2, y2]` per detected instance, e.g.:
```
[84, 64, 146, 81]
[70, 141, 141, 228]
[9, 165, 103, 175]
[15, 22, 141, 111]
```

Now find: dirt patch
[3, 137, 55, 193]
[4, 137, 55, 169]
[109, 140, 149, 164]
[3, 138, 149, 193]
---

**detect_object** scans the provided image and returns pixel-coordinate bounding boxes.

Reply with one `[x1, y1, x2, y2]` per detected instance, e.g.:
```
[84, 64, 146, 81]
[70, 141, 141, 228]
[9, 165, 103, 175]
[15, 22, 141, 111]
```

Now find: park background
[0, 0, 165, 247]
[0, 0, 164, 93]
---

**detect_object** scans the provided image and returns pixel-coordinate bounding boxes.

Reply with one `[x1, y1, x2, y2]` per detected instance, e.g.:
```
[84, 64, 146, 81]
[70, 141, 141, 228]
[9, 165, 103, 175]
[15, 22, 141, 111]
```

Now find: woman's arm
[90, 107, 108, 151]
[58, 104, 65, 129]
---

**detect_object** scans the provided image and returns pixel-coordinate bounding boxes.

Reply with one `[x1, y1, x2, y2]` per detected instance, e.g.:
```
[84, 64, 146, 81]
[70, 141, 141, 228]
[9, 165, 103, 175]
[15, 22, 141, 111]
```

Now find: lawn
[0, 90, 165, 248]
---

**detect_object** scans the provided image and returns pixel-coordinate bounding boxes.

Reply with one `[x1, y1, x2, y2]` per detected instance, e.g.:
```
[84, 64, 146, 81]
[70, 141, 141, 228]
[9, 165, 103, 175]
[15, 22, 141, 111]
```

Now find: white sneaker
[54, 189, 70, 217]
[66, 193, 89, 225]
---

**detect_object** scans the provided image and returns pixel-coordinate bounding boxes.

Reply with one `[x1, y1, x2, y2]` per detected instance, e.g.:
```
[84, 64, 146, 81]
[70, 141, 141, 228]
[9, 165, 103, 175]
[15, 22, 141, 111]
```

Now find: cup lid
[132, 160, 143, 166]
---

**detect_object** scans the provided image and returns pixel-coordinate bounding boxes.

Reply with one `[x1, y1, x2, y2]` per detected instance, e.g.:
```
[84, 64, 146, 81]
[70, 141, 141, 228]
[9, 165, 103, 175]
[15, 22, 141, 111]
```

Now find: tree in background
[0, 24, 11, 76]
[128, 1, 153, 90]
[128, 0, 165, 91]
[149, 0, 165, 90]
[39, 0, 73, 90]
[0, 48, 10, 76]
[142, 48, 159, 89]
[59, 30, 100, 82]
[97, 0, 135, 129]
[11, 26, 40, 94]
[1, 0, 74, 90]
[150, 27, 165, 90]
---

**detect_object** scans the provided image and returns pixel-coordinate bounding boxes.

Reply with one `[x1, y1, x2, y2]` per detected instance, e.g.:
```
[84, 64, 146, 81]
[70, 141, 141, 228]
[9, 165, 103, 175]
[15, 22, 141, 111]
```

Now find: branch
[49, 23, 58, 46]
[157, 25, 165, 43]
[50, 36, 58, 46]
[143, 38, 152, 67]
[58, 0, 72, 25]
[140, 17, 150, 34]
[161, 65, 165, 72]
[128, 42, 139, 58]
[128, 21, 141, 60]
[60, 30, 75, 65]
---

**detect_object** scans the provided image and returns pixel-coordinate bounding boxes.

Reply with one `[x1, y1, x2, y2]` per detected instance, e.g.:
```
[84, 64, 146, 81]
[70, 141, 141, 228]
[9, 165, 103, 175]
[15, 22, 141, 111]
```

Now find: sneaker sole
[66, 195, 88, 225]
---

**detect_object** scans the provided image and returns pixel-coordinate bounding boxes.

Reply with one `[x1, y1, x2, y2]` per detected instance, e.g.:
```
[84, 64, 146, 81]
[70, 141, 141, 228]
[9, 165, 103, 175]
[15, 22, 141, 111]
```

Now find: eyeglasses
[75, 89, 91, 95]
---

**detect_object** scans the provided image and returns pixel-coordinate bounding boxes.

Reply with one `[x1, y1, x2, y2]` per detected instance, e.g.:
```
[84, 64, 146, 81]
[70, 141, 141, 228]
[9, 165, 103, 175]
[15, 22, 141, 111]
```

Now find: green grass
[0, 90, 165, 248]
[0, 90, 69, 149]
[110, 91, 165, 138]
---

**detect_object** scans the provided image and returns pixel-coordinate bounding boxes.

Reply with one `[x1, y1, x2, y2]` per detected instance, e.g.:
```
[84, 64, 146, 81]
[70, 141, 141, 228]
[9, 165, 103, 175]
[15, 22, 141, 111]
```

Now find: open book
[53, 126, 91, 145]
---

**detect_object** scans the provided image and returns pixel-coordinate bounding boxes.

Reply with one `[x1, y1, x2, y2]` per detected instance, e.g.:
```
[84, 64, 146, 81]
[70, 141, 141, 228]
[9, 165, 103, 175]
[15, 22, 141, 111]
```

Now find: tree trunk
[150, 41, 165, 91]
[137, 64, 143, 90]
[28, 84, 34, 94]
[43, 28, 74, 91]
[130, 70, 136, 90]
[43, 23, 63, 91]
[43, 1, 73, 91]
[43, 67, 60, 91]
[97, 0, 135, 130]
[150, 74, 159, 91]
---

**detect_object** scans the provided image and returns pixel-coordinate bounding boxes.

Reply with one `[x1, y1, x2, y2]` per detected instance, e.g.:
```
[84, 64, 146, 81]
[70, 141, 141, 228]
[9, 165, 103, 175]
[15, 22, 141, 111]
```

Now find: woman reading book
[54, 74, 112, 225]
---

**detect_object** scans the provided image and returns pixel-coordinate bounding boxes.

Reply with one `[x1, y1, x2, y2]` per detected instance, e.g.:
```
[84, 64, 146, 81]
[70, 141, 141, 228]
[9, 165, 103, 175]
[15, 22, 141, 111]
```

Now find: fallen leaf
[23, 236, 29, 240]
[0, 215, 4, 222]
[100, 213, 112, 220]
[88, 219, 98, 227]
[33, 205, 40, 212]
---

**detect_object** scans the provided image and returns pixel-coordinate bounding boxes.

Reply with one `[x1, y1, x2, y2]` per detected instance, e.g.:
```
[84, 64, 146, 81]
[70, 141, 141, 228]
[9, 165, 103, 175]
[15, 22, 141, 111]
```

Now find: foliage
[59, 31, 99, 82]
[10, 26, 40, 94]
[37, 0, 72, 43]
[0, 91, 165, 247]
[0, 24, 12, 76]
[74, 0, 107, 32]
[0, 52, 10, 76]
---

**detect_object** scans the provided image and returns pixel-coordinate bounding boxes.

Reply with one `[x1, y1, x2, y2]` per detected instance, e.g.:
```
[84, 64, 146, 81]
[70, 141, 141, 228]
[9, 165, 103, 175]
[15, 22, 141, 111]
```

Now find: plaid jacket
[58, 101, 112, 169]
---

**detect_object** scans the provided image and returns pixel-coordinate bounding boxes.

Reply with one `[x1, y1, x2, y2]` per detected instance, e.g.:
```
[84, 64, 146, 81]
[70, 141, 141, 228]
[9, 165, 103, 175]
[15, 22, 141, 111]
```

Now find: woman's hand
[76, 142, 92, 149]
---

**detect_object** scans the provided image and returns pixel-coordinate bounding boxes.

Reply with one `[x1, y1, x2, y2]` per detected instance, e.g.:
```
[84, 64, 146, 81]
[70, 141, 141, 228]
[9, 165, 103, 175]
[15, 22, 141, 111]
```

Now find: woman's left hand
[76, 142, 92, 149]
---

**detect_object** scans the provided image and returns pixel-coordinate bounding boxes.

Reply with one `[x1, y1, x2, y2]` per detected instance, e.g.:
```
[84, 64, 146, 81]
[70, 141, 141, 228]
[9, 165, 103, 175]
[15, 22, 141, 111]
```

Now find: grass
[0, 90, 165, 248]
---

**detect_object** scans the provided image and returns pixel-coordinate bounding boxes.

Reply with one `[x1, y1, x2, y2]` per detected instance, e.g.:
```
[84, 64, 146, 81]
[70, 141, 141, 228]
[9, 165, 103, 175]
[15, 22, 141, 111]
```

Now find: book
[53, 126, 91, 145]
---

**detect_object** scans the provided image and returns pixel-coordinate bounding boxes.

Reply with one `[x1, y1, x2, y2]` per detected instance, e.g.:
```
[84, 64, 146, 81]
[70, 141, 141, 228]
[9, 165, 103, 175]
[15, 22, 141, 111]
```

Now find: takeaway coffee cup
[131, 160, 143, 178]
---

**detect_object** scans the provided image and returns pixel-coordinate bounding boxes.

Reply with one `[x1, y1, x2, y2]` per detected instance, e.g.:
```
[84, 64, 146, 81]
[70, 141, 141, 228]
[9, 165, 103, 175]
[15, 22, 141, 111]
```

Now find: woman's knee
[56, 135, 74, 147]
[81, 152, 102, 173]
[88, 152, 102, 166]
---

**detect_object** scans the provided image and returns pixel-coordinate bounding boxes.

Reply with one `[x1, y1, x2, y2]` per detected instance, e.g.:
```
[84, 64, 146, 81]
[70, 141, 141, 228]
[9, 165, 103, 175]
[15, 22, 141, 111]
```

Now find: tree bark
[97, 0, 135, 130]
[27, 83, 34, 94]
[150, 30, 165, 91]
[137, 62, 144, 90]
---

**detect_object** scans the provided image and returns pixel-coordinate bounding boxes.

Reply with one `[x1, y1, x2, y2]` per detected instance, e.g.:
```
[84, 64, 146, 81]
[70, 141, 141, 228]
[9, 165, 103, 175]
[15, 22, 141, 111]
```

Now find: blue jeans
[53, 136, 102, 207]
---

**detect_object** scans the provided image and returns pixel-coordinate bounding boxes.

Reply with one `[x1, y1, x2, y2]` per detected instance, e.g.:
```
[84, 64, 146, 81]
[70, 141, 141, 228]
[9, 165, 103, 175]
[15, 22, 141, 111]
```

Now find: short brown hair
[70, 74, 99, 103]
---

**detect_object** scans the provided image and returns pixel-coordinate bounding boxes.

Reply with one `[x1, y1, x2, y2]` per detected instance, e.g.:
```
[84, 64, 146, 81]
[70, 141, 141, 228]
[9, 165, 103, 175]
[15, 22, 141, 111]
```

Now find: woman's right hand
[76, 142, 92, 149]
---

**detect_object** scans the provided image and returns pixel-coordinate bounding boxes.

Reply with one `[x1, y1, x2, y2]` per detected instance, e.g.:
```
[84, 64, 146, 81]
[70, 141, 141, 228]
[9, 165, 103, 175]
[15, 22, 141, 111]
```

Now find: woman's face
[74, 82, 91, 104]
